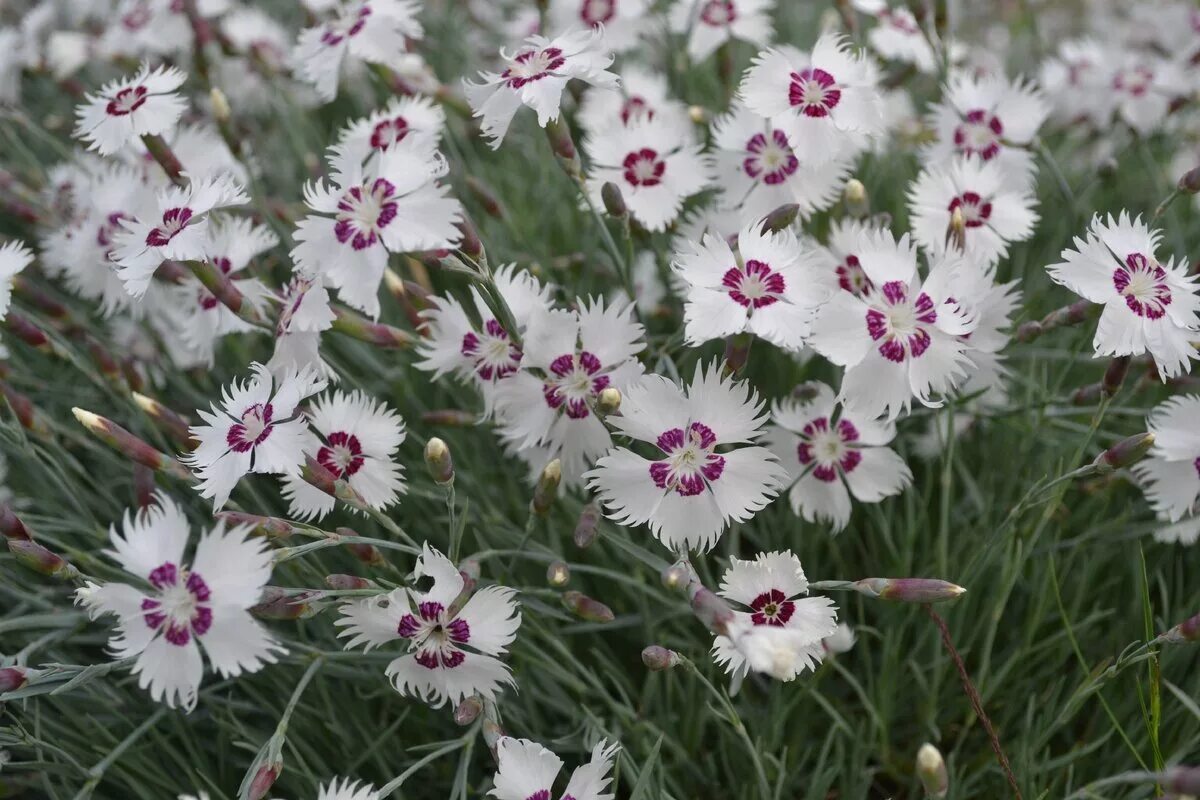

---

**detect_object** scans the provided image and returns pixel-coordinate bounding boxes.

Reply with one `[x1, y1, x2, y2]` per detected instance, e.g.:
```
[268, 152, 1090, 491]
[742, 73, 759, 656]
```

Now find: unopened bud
[455, 215, 484, 261]
[454, 695, 484, 725]
[561, 590, 614, 623]
[1015, 320, 1043, 343]
[853, 577, 967, 603]
[573, 502, 601, 548]
[1093, 432, 1155, 473]
[1102, 356, 1131, 398]
[210, 87, 231, 122]
[249, 587, 318, 620]
[724, 332, 752, 374]
[0, 666, 29, 693]
[465, 175, 505, 218]
[71, 407, 192, 481]
[917, 743, 948, 798]
[1179, 166, 1200, 194]
[425, 438, 454, 485]
[0, 380, 48, 435]
[0, 504, 32, 541]
[641, 645, 681, 671]
[596, 387, 621, 416]
[546, 560, 570, 586]
[247, 763, 280, 800]
[531, 459, 561, 515]
[688, 105, 709, 124]
[458, 558, 481, 582]
[1071, 382, 1103, 406]
[948, 206, 966, 252]
[844, 178, 868, 218]
[9, 539, 79, 580]
[1162, 766, 1200, 795]
[330, 306, 413, 349]
[688, 582, 736, 636]
[661, 562, 690, 591]
[217, 511, 293, 538]
[601, 182, 627, 218]
[421, 409, 478, 427]
[1159, 610, 1200, 644]
[761, 203, 799, 233]
[132, 391, 194, 448]
[545, 116, 580, 176]
[324, 573, 373, 590]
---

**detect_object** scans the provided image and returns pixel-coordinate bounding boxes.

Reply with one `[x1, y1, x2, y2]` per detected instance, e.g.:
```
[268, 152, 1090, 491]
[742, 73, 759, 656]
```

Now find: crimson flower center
[502, 47, 565, 89]
[649, 421, 725, 497]
[947, 191, 991, 228]
[1113, 66, 1153, 97]
[723, 259, 785, 308]
[317, 430, 365, 477]
[106, 85, 148, 116]
[865, 281, 937, 363]
[145, 207, 194, 248]
[461, 318, 522, 381]
[1114, 252, 1172, 319]
[796, 416, 862, 482]
[141, 561, 213, 647]
[837, 254, 873, 297]
[397, 600, 471, 670]
[542, 351, 610, 419]
[370, 116, 409, 150]
[744, 130, 799, 184]
[953, 109, 1003, 160]
[622, 148, 666, 187]
[228, 402, 274, 452]
[335, 178, 399, 250]
[700, 0, 736, 25]
[750, 589, 796, 626]
[788, 68, 841, 117]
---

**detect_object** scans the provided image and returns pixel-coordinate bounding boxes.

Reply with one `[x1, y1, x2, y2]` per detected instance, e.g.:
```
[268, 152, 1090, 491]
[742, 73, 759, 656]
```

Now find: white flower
[668, 0, 774, 63]
[577, 65, 691, 136]
[1105, 55, 1190, 136]
[183, 363, 327, 509]
[76, 495, 284, 711]
[853, 2, 937, 73]
[110, 173, 249, 298]
[585, 362, 787, 552]
[739, 35, 884, 166]
[138, 123, 247, 186]
[490, 737, 620, 800]
[494, 298, 645, 485]
[1132, 396, 1200, 530]
[318, 778, 380, 800]
[1047, 212, 1199, 380]
[907, 156, 1037, 267]
[1038, 38, 1108, 126]
[282, 390, 406, 521]
[584, 114, 711, 232]
[674, 220, 830, 350]
[269, 277, 338, 380]
[808, 230, 977, 420]
[416, 264, 553, 410]
[0, 240, 33, 322]
[711, 551, 838, 681]
[813, 216, 887, 298]
[611, 250, 670, 315]
[710, 103, 854, 223]
[294, 0, 424, 102]
[823, 622, 857, 654]
[464, 28, 618, 148]
[765, 382, 910, 531]
[335, 543, 521, 707]
[337, 94, 446, 172]
[547, 0, 651, 52]
[74, 62, 187, 156]
[923, 74, 1049, 191]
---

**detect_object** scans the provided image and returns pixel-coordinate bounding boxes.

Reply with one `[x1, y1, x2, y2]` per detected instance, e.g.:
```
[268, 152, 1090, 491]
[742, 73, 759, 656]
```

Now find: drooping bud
[0, 504, 32, 541]
[573, 502, 601, 548]
[1178, 165, 1200, 194]
[247, 763, 280, 800]
[217, 511, 294, 539]
[545, 116, 581, 176]
[688, 582, 737, 636]
[9, 539, 80, 580]
[761, 203, 799, 233]
[917, 744, 948, 798]
[852, 577, 967, 603]
[249, 587, 319, 620]
[561, 590, 615, 623]
[661, 562, 690, 591]
[71, 407, 193, 481]
[454, 695, 484, 726]
[425, 438, 454, 485]
[641, 645, 681, 671]
[1092, 432, 1155, 473]
[1158, 610, 1200, 644]
[0, 666, 29, 693]
[324, 573, 374, 591]
[546, 560, 570, 586]
[1102, 356, 1131, 398]
[596, 387, 621, 417]
[601, 182, 627, 219]
[531, 459, 562, 515]
[843, 178, 868, 218]
[132, 391, 194, 449]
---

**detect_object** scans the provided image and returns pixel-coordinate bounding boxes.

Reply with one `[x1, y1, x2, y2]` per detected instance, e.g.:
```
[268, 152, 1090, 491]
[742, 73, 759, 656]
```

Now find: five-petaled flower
[294, 0, 424, 101]
[1132, 395, 1200, 545]
[489, 737, 621, 800]
[74, 62, 188, 155]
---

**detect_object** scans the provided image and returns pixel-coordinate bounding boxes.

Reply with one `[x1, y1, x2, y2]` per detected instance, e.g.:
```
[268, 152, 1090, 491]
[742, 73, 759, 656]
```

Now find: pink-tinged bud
[217, 511, 294, 539]
[337, 528, 387, 567]
[186, 259, 259, 323]
[424, 438, 454, 486]
[247, 763, 280, 800]
[1042, 299, 1094, 329]
[562, 591, 615, 623]
[132, 392, 194, 449]
[1163, 766, 1200, 795]
[574, 502, 601, 548]
[330, 307, 413, 349]
[531, 459, 561, 515]
[249, 587, 318, 620]
[0, 504, 32, 541]
[0, 666, 29, 693]
[1179, 165, 1200, 194]
[141, 133, 186, 187]
[455, 215, 484, 261]
[465, 176, 505, 219]
[1159, 610, 1200, 643]
[454, 695, 484, 725]
[302, 455, 339, 496]
[688, 582, 736, 636]
[1015, 320, 1043, 343]
[853, 577, 967, 604]
[5, 312, 54, 353]
[601, 182, 627, 218]
[723, 332, 752, 374]
[641, 645, 680, 671]
[661, 563, 690, 591]
[0, 380, 48, 435]
[72, 408, 192, 481]
[545, 117, 580, 176]
[761, 203, 799, 233]
[1102, 356, 1131, 398]
[458, 558, 481, 582]
[9, 539, 80, 580]
[546, 560, 570, 587]
[1071, 382, 1103, 406]
[421, 409, 477, 427]
[1093, 432, 1155, 473]
[325, 573, 373, 590]
[917, 743, 948, 798]
[133, 463, 156, 509]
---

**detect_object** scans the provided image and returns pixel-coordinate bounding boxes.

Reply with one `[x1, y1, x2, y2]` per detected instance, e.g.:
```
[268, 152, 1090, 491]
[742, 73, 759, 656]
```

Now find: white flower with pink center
[489, 737, 620, 800]
[907, 156, 1037, 267]
[76, 495, 283, 711]
[585, 363, 786, 552]
[924, 74, 1049, 191]
[808, 229, 978, 420]
[291, 145, 462, 319]
[110, 172, 249, 298]
[1133, 395, 1200, 545]
[0, 240, 33, 322]
[294, 0, 423, 102]
[811, 217, 888, 299]
[73, 62, 187, 156]
[672, 221, 830, 351]
[764, 382, 910, 532]
[494, 299, 645, 485]
[464, 28, 618, 149]
[1038, 38, 1107, 126]
[739, 35, 883, 166]
[851, 0, 938, 73]
[584, 114, 712, 232]
[547, 0, 651, 52]
[184, 362, 327, 509]
[268, 277, 338, 381]
[668, 0, 774, 62]
[282, 389, 406, 521]
[710, 103, 854, 223]
[1047, 212, 1199, 380]
[1105, 55, 1189, 136]
[336, 543, 521, 707]
[417, 264, 553, 411]
[577, 65, 691, 137]
[711, 551, 838, 681]
[317, 779, 379, 800]
[337, 94, 446, 173]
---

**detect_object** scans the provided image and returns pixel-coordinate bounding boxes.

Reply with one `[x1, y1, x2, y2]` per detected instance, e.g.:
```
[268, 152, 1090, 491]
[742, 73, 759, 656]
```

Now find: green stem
[377, 733, 474, 796]
[679, 657, 771, 800]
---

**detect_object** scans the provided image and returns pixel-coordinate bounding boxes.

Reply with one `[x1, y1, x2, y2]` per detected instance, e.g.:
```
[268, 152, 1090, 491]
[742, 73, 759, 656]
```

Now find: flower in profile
[807, 229, 977, 420]
[1132, 395, 1200, 545]
[294, 0, 424, 102]
[765, 382, 910, 531]
[907, 156, 1037, 267]
[739, 35, 884, 166]
[672, 220, 830, 350]
[269, 277, 337, 380]
[668, 0, 774, 63]
[711, 551, 838, 681]
[336, 543, 521, 707]
[578, 65, 690, 136]
[282, 390, 406, 521]
[464, 28, 618, 149]
[1047, 212, 1198, 380]
[490, 737, 620, 800]
[318, 779, 379, 800]
[586, 362, 786, 552]
[291, 144, 461, 319]
[584, 113, 711, 232]
[110, 173, 249, 297]
[494, 298, 645, 485]
[0, 240, 34, 321]
[184, 363, 327, 509]
[74, 62, 187, 155]
[547, 0, 651, 53]
[76, 495, 284, 711]
[337, 94, 446, 173]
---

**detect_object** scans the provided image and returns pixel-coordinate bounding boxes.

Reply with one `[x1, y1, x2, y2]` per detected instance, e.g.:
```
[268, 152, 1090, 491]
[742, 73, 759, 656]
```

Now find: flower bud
[917, 744, 948, 798]
[1015, 320, 1043, 343]
[947, 206, 966, 252]
[455, 215, 484, 261]
[5, 312, 54, 353]
[0, 380, 48, 435]
[641, 645, 680, 671]
[844, 178, 869, 218]
[1179, 165, 1200, 194]
[0, 666, 30, 693]
[217, 511, 293, 539]
[531, 459, 562, 515]
[1159, 610, 1200, 644]
[687, 105, 709, 124]
[596, 387, 621, 417]
[574, 502, 601, 548]
[132, 391, 194, 449]
[1162, 766, 1200, 795]
[1102, 356, 1131, 398]
[761, 203, 799, 233]
[545, 117, 580, 176]
[0, 504, 32, 541]
[210, 87, 231, 122]
[454, 695, 484, 725]
[465, 175, 505, 219]
[330, 307, 413, 349]
[324, 573, 374, 590]
[1071, 382, 1103, 406]
[72, 407, 192, 481]
[249, 587, 318, 620]
[561, 590, 615, 623]
[546, 560, 570, 587]
[688, 582, 736, 636]
[601, 181, 627, 218]
[661, 562, 690, 591]
[247, 763, 280, 800]
[458, 558, 481, 582]
[724, 332, 752, 374]
[1093, 432, 1155, 473]
[425, 438, 454, 485]
[421, 409, 478, 427]
[9, 539, 80, 580]
[853, 577, 967, 603]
